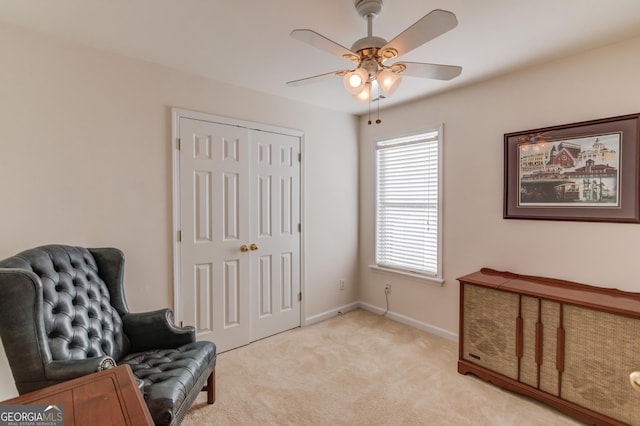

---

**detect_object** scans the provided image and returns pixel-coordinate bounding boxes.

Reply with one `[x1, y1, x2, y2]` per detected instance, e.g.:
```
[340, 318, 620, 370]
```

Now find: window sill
[368, 264, 445, 286]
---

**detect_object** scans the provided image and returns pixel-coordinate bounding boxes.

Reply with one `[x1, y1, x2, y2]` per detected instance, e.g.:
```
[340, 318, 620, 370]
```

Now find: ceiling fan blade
[383, 9, 458, 58]
[290, 29, 357, 60]
[399, 62, 462, 80]
[286, 70, 348, 87]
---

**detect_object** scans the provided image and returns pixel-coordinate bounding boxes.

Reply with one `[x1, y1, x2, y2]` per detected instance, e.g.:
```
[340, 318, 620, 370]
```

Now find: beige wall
[0, 23, 359, 399]
[359, 35, 640, 338]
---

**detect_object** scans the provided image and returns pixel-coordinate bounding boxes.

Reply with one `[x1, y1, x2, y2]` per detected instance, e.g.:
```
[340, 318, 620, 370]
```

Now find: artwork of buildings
[518, 135, 619, 205]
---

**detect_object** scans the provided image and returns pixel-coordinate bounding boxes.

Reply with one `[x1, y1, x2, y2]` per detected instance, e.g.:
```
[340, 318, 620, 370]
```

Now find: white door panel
[179, 118, 251, 351]
[250, 130, 301, 341]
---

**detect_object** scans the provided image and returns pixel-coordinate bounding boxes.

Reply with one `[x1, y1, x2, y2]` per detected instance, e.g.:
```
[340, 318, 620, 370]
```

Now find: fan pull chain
[367, 104, 382, 125]
[366, 82, 382, 125]
[367, 83, 372, 125]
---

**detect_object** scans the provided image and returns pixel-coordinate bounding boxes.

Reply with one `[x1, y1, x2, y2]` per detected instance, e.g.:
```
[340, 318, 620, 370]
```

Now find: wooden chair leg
[207, 369, 215, 404]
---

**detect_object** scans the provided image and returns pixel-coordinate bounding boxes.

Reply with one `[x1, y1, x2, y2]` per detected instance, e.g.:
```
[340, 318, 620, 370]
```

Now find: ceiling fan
[286, 0, 462, 110]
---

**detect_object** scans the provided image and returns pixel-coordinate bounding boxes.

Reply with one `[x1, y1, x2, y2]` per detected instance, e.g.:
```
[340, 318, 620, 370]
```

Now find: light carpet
[183, 309, 582, 425]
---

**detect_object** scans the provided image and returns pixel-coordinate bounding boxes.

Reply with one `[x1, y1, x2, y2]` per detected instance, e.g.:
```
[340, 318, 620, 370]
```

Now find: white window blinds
[375, 129, 441, 278]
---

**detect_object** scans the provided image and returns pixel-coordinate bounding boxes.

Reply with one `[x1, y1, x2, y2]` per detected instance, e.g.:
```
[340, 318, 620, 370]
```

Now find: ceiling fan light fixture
[343, 67, 369, 95]
[377, 69, 402, 97]
[287, 1, 462, 119]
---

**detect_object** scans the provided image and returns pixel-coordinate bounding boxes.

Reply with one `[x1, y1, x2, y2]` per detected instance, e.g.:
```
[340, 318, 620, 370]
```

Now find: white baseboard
[303, 302, 360, 326]
[357, 301, 458, 342]
[303, 301, 459, 343]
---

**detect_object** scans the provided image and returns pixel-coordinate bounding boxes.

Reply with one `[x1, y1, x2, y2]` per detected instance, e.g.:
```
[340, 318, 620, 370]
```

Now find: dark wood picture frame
[504, 113, 640, 222]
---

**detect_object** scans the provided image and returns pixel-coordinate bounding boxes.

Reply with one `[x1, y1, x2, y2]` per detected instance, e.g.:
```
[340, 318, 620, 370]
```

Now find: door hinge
[177, 230, 182, 242]
[177, 138, 181, 150]
[298, 292, 302, 301]
[298, 153, 301, 162]
[298, 223, 301, 233]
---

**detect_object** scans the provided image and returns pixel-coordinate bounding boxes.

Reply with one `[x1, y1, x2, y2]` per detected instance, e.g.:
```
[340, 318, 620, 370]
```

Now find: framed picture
[504, 113, 640, 222]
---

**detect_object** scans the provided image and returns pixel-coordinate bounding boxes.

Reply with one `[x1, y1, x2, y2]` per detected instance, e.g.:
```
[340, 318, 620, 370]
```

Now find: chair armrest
[123, 308, 195, 352]
[45, 356, 116, 382]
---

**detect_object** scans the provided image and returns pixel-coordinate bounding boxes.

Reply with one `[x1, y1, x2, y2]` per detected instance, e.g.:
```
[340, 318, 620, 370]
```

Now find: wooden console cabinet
[458, 268, 640, 426]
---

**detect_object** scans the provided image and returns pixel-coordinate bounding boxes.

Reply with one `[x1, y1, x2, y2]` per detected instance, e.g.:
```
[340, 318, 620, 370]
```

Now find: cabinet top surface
[458, 268, 640, 317]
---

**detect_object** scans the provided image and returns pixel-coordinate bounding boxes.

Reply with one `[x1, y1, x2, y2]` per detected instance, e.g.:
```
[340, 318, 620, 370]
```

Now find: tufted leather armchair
[0, 245, 216, 425]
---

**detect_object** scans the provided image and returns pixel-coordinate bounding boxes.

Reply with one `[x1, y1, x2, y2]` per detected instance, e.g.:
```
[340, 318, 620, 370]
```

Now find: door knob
[250, 243, 259, 251]
[240, 244, 249, 253]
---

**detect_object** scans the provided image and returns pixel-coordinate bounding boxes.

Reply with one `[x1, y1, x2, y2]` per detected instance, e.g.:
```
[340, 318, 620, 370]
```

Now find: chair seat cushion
[119, 341, 216, 425]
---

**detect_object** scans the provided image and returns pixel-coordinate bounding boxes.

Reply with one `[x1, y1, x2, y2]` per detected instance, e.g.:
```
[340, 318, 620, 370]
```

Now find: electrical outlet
[340, 279, 345, 290]
[385, 284, 391, 294]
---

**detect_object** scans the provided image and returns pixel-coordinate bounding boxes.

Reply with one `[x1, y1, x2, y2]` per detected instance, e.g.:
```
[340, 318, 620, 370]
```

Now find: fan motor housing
[350, 36, 387, 52]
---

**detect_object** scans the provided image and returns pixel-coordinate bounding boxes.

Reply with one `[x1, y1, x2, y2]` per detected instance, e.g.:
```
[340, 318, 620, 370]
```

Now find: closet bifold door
[561, 305, 640, 425]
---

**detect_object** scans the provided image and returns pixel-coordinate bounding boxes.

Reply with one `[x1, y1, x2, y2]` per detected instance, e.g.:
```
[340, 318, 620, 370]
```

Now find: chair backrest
[0, 245, 127, 361]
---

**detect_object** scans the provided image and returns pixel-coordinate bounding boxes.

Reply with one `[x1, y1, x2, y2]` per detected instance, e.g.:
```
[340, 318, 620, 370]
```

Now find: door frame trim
[170, 107, 306, 328]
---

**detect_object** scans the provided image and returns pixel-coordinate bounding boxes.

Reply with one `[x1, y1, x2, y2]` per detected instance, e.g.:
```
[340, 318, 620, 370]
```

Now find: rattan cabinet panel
[562, 305, 640, 425]
[462, 284, 519, 379]
[519, 295, 539, 389]
[539, 300, 560, 396]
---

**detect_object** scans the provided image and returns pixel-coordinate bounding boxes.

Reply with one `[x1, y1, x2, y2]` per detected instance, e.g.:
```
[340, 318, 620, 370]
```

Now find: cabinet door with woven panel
[539, 299, 561, 396]
[519, 297, 561, 396]
[462, 284, 519, 380]
[562, 305, 640, 425]
[519, 296, 539, 389]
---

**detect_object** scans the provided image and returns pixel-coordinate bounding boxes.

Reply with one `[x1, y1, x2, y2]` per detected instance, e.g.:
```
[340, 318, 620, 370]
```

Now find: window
[373, 127, 443, 282]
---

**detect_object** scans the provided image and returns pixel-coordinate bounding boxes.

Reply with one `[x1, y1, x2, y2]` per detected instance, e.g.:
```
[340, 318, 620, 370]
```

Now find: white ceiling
[2, 0, 640, 115]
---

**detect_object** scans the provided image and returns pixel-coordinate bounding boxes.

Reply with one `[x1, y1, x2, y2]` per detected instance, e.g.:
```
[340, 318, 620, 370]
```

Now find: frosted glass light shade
[352, 81, 383, 103]
[352, 82, 372, 103]
[377, 69, 402, 97]
[343, 68, 369, 95]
